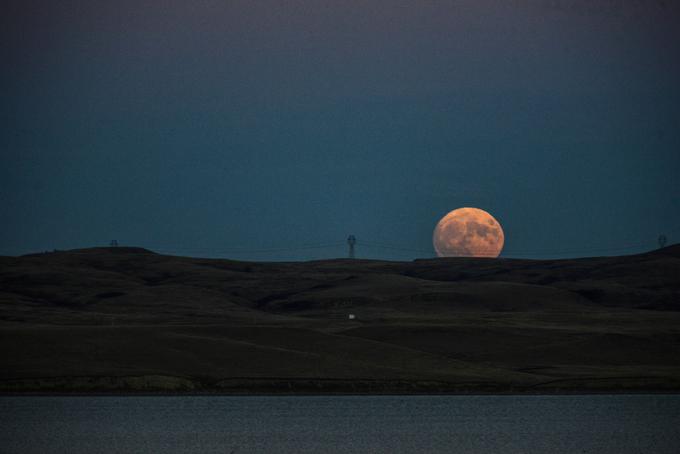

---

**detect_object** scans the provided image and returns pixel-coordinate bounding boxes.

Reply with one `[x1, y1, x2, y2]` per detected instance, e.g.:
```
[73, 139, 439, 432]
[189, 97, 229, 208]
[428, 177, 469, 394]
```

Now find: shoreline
[4, 375, 680, 396]
[3, 387, 680, 397]
[4, 391, 680, 397]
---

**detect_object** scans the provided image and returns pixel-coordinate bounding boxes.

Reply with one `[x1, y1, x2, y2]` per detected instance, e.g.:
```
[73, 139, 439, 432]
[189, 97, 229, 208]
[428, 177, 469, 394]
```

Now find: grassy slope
[1, 245, 679, 393]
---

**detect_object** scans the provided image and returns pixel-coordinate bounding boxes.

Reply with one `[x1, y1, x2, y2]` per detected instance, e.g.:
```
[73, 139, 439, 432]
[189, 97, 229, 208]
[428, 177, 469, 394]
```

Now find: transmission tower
[347, 235, 356, 258]
[658, 234, 667, 249]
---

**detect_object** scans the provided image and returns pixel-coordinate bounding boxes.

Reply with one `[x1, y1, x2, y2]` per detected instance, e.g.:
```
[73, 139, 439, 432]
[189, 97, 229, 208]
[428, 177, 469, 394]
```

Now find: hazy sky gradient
[2, 0, 679, 260]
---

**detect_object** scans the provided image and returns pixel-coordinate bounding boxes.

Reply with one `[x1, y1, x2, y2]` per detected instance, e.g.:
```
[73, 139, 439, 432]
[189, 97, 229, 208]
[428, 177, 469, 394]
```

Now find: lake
[1, 395, 679, 453]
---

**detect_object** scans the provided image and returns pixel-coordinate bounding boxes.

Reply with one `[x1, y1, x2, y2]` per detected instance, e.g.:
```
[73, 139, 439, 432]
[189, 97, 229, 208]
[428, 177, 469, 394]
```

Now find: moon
[433, 207, 505, 258]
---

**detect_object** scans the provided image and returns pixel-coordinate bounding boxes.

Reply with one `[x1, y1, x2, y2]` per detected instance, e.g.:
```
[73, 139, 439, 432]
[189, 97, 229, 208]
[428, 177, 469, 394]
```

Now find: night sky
[2, 0, 679, 261]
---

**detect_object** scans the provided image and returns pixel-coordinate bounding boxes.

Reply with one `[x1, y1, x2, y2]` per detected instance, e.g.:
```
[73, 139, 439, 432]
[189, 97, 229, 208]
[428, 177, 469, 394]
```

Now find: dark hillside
[1, 245, 679, 393]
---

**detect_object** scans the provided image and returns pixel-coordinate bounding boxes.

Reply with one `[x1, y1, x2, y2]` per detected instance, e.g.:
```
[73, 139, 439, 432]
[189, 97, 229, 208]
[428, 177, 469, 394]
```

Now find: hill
[1, 245, 679, 393]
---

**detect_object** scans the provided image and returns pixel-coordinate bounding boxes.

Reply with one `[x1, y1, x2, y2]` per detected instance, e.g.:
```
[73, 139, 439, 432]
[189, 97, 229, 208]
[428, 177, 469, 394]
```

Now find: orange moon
[433, 207, 505, 258]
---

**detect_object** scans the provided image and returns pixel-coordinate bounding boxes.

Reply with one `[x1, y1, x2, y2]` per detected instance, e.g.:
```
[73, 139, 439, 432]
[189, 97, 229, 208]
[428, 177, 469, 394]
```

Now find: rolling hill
[1, 245, 679, 393]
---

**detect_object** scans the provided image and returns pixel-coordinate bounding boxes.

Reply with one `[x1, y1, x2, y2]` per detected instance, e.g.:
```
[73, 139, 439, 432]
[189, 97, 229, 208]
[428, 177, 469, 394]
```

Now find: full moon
[433, 207, 505, 258]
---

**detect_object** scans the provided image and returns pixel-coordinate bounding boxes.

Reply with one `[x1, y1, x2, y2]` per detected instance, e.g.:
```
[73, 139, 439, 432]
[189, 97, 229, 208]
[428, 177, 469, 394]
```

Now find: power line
[357, 241, 433, 255]
[356, 238, 667, 258]
[37, 228, 672, 260]
[132, 235, 673, 257]
[151, 242, 345, 255]
[140, 241, 344, 251]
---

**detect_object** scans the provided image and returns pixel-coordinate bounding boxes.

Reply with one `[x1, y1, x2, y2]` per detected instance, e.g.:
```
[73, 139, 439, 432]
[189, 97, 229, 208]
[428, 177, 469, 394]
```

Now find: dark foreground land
[1, 245, 679, 394]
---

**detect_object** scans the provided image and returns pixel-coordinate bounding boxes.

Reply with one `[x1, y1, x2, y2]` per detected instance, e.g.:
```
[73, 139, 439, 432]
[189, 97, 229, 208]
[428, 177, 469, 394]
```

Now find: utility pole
[347, 235, 356, 259]
[658, 234, 667, 249]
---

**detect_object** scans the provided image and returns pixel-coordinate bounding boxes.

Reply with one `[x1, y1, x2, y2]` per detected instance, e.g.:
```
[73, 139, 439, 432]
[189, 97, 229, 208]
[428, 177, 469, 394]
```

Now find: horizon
[2, 0, 679, 261]
[10, 240, 679, 263]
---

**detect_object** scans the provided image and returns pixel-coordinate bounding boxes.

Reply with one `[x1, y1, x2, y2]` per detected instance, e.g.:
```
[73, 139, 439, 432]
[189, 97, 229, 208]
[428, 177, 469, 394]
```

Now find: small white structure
[348, 314, 356, 320]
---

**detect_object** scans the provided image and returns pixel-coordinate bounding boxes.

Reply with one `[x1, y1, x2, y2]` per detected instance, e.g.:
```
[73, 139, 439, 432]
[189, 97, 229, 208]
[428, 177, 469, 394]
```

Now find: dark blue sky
[2, 0, 679, 260]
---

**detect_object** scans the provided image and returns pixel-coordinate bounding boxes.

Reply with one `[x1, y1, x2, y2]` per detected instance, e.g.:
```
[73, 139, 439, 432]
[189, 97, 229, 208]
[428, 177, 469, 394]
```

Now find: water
[1, 395, 679, 453]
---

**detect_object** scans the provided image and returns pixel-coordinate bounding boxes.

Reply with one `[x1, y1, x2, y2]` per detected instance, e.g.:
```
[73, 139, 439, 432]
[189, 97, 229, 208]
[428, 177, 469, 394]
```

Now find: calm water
[1, 395, 679, 453]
